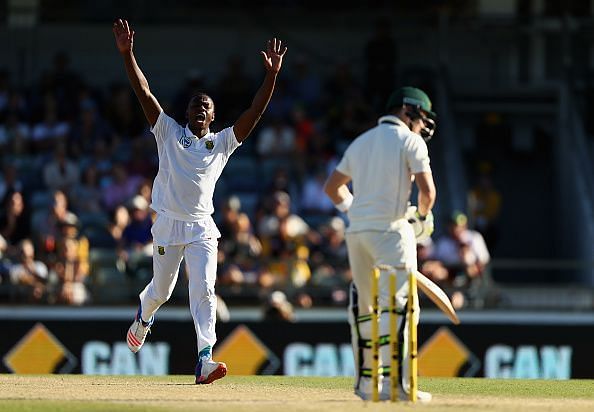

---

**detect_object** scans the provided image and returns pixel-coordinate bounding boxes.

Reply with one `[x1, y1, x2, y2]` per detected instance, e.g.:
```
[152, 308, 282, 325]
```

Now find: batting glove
[406, 206, 434, 242]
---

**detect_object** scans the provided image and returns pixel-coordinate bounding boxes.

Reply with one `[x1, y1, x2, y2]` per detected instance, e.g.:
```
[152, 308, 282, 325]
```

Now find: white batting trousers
[138, 213, 220, 354]
[345, 221, 419, 395]
[345, 223, 416, 312]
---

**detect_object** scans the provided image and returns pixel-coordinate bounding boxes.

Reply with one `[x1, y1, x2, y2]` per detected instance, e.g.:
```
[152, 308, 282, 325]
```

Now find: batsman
[324, 86, 437, 402]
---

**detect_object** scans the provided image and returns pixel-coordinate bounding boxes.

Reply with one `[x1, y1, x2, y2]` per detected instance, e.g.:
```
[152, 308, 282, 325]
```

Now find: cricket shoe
[384, 387, 432, 403]
[195, 357, 227, 384]
[126, 307, 153, 353]
[354, 388, 390, 401]
[354, 387, 432, 402]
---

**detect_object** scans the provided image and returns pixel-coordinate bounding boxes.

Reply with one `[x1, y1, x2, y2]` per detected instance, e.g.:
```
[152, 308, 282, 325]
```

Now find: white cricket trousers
[138, 213, 220, 354]
[345, 222, 420, 394]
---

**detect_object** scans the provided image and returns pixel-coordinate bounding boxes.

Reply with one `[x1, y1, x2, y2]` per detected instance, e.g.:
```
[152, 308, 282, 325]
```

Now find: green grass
[423, 377, 594, 399]
[1, 375, 594, 412]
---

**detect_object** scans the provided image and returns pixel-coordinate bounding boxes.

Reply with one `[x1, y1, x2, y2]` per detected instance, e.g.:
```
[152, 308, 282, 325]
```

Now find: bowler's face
[187, 95, 215, 133]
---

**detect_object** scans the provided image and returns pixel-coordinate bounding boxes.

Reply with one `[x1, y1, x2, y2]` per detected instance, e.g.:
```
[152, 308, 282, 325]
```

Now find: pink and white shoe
[126, 307, 153, 353]
[195, 357, 227, 384]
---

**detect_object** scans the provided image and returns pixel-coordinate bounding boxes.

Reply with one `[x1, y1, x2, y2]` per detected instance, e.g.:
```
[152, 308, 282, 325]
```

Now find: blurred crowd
[0, 22, 492, 310]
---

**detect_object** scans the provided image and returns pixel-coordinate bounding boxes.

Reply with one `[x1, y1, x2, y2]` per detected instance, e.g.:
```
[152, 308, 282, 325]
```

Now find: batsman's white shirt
[336, 115, 431, 233]
[340, 115, 432, 396]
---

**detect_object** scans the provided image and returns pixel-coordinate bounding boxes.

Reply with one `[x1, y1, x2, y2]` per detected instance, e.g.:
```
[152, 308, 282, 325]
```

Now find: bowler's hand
[113, 18, 134, 54]
[261, 38, 287, 74]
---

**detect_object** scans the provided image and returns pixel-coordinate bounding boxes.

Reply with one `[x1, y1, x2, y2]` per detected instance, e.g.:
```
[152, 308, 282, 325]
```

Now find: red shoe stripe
[127, 331, 141, 347]
[127, 335, 136, 349]
[198, 364, 227, 384]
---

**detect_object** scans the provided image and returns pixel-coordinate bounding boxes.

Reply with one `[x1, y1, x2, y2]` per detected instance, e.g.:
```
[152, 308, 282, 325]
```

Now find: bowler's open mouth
[196, 113, 206, 121]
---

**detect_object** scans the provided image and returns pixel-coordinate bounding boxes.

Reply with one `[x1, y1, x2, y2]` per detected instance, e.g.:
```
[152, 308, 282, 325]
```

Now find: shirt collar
[185, 124, 210, 139]
[377, 115, 408, 129]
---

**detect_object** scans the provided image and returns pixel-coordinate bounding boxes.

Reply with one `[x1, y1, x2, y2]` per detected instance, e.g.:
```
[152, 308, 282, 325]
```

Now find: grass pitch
[1, 375, 593, 412]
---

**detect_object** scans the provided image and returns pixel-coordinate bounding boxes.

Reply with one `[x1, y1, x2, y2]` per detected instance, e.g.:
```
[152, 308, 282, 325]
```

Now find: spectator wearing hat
[121, 195, 153, 257]
[431, 211, 490, 304]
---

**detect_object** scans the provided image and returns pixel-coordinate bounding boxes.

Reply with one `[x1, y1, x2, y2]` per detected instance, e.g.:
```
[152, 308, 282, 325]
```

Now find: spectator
[105, 83, 146, 138]
[262, 290, 295, 322]
[34, 190, 78, 261]
[289, 55, 322, 114]
[31, 95, 70, 153]
[219, 212, 263, 287]
[325, 62, 362, 105]
[432, 212, 491, 293]
[8, 239, 49, 303]
[43, 143, 81, 195]
[53, 236, 90, 305]
[89, 139, 115, 185]
[126, 137, 157, 179]
[0, 234, 8, 282]
[108, 205, 130, 245]
[417, 238, 465, 310]
[70, 97, 111, 156]
[0, 164, 24, 209]
[0, 191, 31, 252]
[310, 217, 351, 305]
[101, 162, 143, 212]
[292, 106, 316, 155]
[0, 109, 31, 156]
[121, 195, 153, 256]
[265, 77, 294, 121]
[264, 167, 300, 208]
[58, 213, 89, 252]
[300, 168, 336, 214]
[70, 164, 103, 214]
[258, 191, 311, 259]
[136, 178, 153, 206]
[218, 195, 242, 240]
[256, 116, 296, 158]
[333, 95, 374, 142]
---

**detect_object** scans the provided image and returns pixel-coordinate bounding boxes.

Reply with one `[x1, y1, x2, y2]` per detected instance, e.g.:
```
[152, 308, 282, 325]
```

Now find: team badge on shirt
[178, 134, 192, 148]
[205, 140, 214, 150]
[157, 246, 165, 255]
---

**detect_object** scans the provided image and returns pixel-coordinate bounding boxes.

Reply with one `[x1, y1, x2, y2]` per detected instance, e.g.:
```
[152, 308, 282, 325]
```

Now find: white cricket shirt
[150, 111, 241, 222]
[336, 115, 431, 233]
